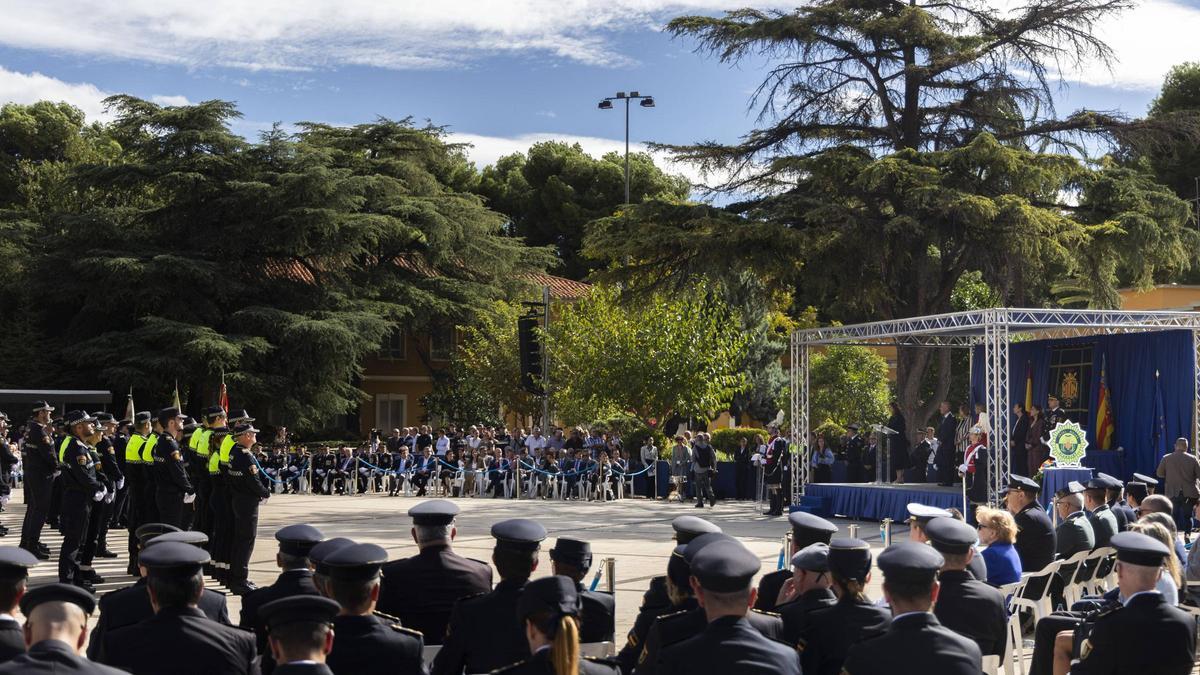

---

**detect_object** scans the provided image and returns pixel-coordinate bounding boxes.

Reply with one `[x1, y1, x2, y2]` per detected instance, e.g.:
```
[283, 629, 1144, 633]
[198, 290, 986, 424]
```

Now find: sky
[0, 0, 1197, 188]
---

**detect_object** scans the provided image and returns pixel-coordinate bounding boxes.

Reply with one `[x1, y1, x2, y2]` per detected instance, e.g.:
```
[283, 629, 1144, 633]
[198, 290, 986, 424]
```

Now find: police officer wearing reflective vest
[617, 516, 721, 673]
[18, 401, 57, 561]
[206, 408, 232, 580]
[228, 422, 270, 595]
[433, 518, 547, 675]
[841, 542, 981, 674]
[152, 407, 193, 529]
[123, 411, 154, 575]
[75, 415, 116, 588]
[657, 538, 798, 675]
[56, 411, 108, 592]
[755, 511, 838, 612]
[140, 416, 162, 524]
[190, 407, 222, 537]
[90, 412, 123, 559]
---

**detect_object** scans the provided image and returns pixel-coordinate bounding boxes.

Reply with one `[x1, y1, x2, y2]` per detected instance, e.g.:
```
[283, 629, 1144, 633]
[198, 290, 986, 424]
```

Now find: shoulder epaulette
[387, 623, 423, 639]
[374, 609, 402, 623]
[657, 608, 694, 623]
[459, 590, 489, 602]
[487, 660, 526, 674]
[466, 557, 491, 567]
[751, 607, 781, 618]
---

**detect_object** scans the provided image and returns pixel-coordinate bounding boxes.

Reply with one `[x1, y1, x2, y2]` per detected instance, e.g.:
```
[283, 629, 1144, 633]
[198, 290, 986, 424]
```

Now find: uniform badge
[250, 465, 259, 475]
[171, 450, 181, 461]
[76, 454, 89, 466]
[796, 638, 807, 654]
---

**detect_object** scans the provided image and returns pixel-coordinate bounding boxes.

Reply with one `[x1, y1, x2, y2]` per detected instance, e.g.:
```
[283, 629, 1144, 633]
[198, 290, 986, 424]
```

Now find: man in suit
[1053, 483, 1095, 559]
[658, 539, 799, 675]
[1083, 478, 1119, 549]
[432, 519, 546, 675]
[934, 402, 958, 486]
[1005, 474, 1056, 572]
[841, 543, 982, 674]
[1065, 532, 1197, 674]
[755, 511, 838, 612]
[258, 595, 339, 675]
[1011, 404, 1031, 477]
[96, 542, 259, 674]
[321, 542, 425, 675]
[549, 538, 615, 643]
[240, 524, 325, 675]
[925, 518, 1007, 659]
[377, 500, 491, 645]
[0, 547, 39, 664]
[0, 583, 125, 675]
[88, 526, 230, 660]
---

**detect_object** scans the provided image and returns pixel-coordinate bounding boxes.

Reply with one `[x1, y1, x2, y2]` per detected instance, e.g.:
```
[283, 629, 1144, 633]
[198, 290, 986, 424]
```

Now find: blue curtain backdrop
[970, 330, 1193, 479]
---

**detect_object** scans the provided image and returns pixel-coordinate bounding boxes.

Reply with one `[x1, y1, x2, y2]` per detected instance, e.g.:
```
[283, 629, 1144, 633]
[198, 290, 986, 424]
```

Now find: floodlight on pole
[597, 90, 655, 204]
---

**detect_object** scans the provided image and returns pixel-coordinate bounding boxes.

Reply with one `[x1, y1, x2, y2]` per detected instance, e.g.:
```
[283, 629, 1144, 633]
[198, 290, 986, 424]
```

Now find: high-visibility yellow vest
[208, 432, 226, 475]
[218, 435, 236, 465]
[193, 428, 213, 457]
[58, 437, 71, 465]
[142, 435, 157, 463]
[126, 435, 147, 464]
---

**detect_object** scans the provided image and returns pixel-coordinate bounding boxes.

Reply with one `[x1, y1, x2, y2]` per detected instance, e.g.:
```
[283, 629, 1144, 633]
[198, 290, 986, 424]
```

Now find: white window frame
[375, 394, 407, 431]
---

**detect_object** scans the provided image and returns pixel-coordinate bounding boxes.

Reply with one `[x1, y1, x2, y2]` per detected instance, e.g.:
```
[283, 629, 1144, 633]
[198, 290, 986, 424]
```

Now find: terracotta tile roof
[521, 273, 591, 300]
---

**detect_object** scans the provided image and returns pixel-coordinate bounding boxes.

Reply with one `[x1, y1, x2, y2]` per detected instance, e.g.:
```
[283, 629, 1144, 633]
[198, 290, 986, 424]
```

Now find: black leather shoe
[75, 580, 96, 594]
[96, 548, 118, 558]
[80, 569, 105, 584]
[25, 546, 50, 561]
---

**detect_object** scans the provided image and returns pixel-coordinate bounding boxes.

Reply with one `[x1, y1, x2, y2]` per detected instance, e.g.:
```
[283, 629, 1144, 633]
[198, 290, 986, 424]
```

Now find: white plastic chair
[1056, 550, 1092, 609]
[997, 580, 1024, 675]
[1012, 560, 1061, 627]
[982, 655, 1001, 675]
[422, 645, 440, 668]
[1086, 547, 1117, 596]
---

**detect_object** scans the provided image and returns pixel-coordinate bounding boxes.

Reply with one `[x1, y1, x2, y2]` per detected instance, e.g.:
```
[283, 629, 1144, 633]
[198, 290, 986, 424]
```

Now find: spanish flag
[1096, 353, 1114, 450]
[1024, 362, 1033, 411]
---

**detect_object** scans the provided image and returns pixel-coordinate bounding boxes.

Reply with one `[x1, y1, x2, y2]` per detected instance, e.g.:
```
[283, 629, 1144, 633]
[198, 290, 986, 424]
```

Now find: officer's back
[924, 518, 1007, 658]
[0, 584, 125, 675]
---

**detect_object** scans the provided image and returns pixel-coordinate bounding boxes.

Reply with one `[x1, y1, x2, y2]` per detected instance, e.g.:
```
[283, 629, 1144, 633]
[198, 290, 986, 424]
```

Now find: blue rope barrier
[589, 565, 603, 591]
[250, 454, 283, 484]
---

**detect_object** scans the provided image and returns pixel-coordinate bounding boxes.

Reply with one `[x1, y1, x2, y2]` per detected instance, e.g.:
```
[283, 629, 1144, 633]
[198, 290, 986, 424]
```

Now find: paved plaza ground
[12, 488, 896, 634]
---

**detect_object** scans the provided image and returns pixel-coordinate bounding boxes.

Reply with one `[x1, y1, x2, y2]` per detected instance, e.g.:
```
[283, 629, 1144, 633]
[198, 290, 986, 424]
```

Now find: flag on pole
[1153, 369, 1167, 458]
[172, 380, 182, 411]
[1095, 353, 1114, 450]
[1024, 362, 1033, 411]
[218, 372, 229, 413]
[123, 388, 135, 423]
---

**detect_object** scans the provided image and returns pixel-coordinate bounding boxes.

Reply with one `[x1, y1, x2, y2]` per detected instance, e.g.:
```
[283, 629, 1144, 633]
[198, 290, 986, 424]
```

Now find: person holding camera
[692, 433, 717, 509]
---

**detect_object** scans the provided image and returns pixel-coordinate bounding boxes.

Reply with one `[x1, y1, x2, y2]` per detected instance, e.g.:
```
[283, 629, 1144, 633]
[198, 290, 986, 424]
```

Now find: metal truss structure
[789, 308, 1200, 506]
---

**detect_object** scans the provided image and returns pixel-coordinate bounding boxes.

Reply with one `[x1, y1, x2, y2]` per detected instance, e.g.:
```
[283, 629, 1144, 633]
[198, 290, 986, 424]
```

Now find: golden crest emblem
[1060, 371, 1079, 406]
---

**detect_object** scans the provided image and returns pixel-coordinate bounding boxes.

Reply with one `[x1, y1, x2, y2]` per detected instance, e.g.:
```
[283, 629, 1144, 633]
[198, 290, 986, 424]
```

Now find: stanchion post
[605, 558, 616, 594]
[881, 518, 893, 547]
[848, 524, 859, 540]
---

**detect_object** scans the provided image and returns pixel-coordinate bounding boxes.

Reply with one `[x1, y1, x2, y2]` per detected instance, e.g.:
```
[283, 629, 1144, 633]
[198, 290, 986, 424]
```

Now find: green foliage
[709, 427, 767, 454]
[420, 361, 501, 428]
[545, 284, 749, 428]
[475, 141, 689, 279]
[588, 416, 666, 458]
[454, 300, 543, 422]
[1146, 63, 1200, 220]
[809, 345, 890, 435]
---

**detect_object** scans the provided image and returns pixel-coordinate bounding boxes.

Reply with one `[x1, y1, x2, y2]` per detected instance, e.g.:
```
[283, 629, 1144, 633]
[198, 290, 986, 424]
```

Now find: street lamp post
[598, 91, 655, 204]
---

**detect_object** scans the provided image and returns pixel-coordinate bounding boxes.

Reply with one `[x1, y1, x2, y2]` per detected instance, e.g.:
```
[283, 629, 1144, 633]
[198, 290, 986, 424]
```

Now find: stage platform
[804, 482, 965, 522]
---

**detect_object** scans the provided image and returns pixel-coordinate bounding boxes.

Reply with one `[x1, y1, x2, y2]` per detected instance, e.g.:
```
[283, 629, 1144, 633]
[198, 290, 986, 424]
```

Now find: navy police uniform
[907, 503, 987, 582]
[491, 576, 618, 675]
[1009, 475, 1056, 572]
[18, 402, 58, 558]
[925, 518, 1008, 658]
[377, 500, 492, 644]
[756, 511, 838, 611]
[842, 542, 981, 675]
[229, 423, 271, 593]
[658, 539, 799, 675]
[152, 408, 193, 528]
[434, 519, 546, 675]
[258, 595, 341, 675]
[57, 411, 106, 589]
[776, 543, 837, 647]
[0, 547, 39, 664]
[0, 584, 124, 675]
[240, 524, 326, 675]
[548, 538, 616, 643]
[796, 539, 890, 675]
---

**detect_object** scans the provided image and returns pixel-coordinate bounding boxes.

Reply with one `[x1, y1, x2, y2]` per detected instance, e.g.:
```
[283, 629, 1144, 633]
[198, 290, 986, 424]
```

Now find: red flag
[1096, 354, 1114, 450]
[218, 381, 228, 414]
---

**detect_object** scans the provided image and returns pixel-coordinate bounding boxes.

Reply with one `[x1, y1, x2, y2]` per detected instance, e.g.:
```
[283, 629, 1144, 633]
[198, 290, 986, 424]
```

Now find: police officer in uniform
[320, 542, 426, 675]
[87, 524, 230, 660]
[257, 595, 340, 675]
[617, 516, 721, 673]
[635, 533, 782, 675]
[906, 503, 987, 581]
[228, 422, 271, 595]
[755, 511, 838, 611]
[123, 411, 153, 575]
[152, 407, 193, 529]
[90, 413, 122, 558]
[794, 538, 890, 675]
[491, 575, 619, 675]
[19, 401, 57, 561]
[1065, 532, 1197, 674]
[0, 413, 14, 538]
[842, 542, 981, 674]
[1053, 481, 1095, 559]
[1095, 473, 1133, 532]
[1082, 476, 1119, 549]
[0, 546, 40, 663]
[57, 411, 107, 592]
[74, 417, 114, 589]
[658, 538, 798, 675]
[433, 518, 546, 675]
[377, 500, 491, 645]
[1006, 474, 1056, 572]
[205, 409, 232, 580]
[240, 524, 325, 675]
[924, 517, 1007, 659]
[139, 416, 161, 524]
[0, 583, 124, 675]
[775, 544, 836, 647]
[96, 541, 259, 674]
[549, 538, 615, 643]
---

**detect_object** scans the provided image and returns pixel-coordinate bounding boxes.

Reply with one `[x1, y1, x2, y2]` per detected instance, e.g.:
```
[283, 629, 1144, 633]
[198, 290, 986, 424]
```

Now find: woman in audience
[439, 449, 460, 496]
[1129, 519, 1182, 604]
[610, 449, 627, 497]
[670, 436, 691, 502]
[812, 434, 835, 483]
[595, 451, 613, 500]
[975, 505, 1023, 585]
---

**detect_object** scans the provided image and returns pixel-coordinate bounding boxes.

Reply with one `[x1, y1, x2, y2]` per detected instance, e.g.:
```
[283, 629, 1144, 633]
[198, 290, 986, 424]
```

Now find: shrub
[709, 427, 768, 461]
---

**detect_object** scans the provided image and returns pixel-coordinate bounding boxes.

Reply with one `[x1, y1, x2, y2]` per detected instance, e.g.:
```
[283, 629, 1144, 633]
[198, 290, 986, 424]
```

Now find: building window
[375, 394, 406, 432]
[430, 324, 455, 361]
[379, 329, 406, 360]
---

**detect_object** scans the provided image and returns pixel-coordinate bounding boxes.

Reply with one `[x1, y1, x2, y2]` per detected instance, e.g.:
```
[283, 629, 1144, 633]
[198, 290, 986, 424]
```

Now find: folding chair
[1086, 547, 1117, 595]
[982, 655, 1001, 675]
[422, 645, 441, 669]
[1056, 550, 1092, 609]
[996, 580, 1024, 675]
[1011, 560, 1061, 627]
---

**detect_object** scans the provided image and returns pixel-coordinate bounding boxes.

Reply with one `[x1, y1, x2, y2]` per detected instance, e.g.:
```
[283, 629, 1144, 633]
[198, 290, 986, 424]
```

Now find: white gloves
[958, 463, 968, 474]
[115, 478, 125, 491]
[183, 493, 196, 504]
[92, 488, 106, 502]
[103, 491, 115, 504]
[0, 495, 9, 506]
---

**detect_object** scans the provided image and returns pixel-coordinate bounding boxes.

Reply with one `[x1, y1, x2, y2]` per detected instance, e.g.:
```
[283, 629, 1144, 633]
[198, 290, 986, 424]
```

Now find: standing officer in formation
[205, 407, 232, 580]
[188, 407, 220, 537]
[548, 538, 615, 643]
[240, 524, 325, 674]
[90, 413, 122, 559]
[841, 542, 981, 674]
[320, 542, 426, 675]
[617, 516, 721, 672]
[657, 538, 798, 675]
[377, 500, 492, 644]
[152, 407, 193, 529]
[0, 583, 124, 675]
[433, 518, 546, 675]
[228, 421, 271, 595]
[122, 411, 153, 575]
[56, 411, 108, 592]
[755, 511, 837, 611]
[924, 517, 1008, 659]
[257, 595, 340, 675]
[19, 401, 57, 561]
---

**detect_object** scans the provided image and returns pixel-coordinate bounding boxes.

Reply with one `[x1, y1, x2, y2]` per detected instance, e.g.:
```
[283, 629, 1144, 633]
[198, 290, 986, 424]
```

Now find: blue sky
[0, 0, 1195, 186]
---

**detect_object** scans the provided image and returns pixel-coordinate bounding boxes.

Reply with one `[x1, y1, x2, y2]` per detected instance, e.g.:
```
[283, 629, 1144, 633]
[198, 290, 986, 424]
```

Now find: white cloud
[0, 1, 792, 72]
[150, 94, 191, 106]
[0, 65, 111, 121]
[1062, 0, 1200, 91]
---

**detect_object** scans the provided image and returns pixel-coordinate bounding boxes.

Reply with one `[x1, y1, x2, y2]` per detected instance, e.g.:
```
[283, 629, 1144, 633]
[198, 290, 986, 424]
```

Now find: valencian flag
[1024, 362, 1034, 411]
[218, 372, 229, 414]
[1095, 354, 1114, 450]
[172, 380, 182, 411]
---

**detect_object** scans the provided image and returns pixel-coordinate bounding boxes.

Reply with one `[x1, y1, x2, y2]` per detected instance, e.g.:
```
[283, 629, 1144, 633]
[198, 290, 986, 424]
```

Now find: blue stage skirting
[1039, 468, 1093, 509]
[806, 483, 964, 522]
